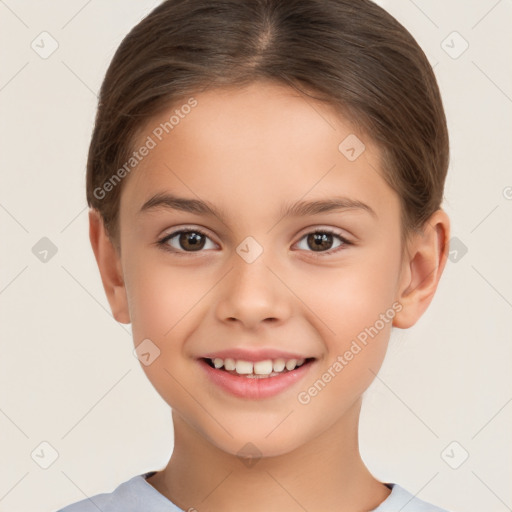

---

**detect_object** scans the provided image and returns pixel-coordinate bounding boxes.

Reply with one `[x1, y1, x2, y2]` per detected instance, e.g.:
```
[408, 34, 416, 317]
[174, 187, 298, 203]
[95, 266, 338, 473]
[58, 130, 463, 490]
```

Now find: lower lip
[198, 358, 315, 400]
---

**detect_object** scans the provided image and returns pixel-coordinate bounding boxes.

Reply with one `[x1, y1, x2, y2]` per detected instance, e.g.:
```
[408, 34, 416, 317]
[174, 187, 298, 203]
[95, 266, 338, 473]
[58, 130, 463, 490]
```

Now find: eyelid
[159, 224, 216, 240]
[295, 225, 353, 241]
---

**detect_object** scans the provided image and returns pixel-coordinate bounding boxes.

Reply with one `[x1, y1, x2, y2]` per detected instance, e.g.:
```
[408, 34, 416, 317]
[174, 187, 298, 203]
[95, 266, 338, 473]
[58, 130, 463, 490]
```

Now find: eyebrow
[139, 192, 377, 222]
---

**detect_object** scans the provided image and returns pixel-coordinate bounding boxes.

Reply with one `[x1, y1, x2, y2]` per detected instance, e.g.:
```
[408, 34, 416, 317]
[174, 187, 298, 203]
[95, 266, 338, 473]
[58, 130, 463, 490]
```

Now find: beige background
[1, 1, 511, 511]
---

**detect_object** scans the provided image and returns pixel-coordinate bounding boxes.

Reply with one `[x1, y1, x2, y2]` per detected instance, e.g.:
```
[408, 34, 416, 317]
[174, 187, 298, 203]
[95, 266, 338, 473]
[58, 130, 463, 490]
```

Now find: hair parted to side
[86, 0, 449, 251]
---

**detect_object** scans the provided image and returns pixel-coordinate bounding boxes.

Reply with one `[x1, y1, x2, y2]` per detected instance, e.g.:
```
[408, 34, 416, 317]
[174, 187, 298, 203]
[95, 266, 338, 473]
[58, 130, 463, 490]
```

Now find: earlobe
[393, 209, 450, 329]
[89, 209, 131, 324]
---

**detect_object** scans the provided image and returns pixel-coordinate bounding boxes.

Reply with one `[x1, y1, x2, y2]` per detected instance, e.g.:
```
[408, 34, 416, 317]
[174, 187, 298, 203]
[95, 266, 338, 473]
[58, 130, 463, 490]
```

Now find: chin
[204, 421, 311, 461]
[218, 438, 297, 461]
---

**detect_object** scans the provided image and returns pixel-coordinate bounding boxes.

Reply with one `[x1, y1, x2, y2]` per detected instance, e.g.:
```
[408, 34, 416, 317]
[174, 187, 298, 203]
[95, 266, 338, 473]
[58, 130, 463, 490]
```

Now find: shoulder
[54, 473, 182, 512]
[372, 483, 453, 512]
[54, 475, 138, 512]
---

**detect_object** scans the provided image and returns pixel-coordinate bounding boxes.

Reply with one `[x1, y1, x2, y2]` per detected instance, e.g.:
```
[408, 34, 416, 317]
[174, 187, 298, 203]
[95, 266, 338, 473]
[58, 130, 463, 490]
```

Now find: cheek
[295, 246, 399, 396]
[126, 256, 209, 343]
[296, 289, 394, 422]
[298, 252, 400, 345]
[125, 261, 207, 413]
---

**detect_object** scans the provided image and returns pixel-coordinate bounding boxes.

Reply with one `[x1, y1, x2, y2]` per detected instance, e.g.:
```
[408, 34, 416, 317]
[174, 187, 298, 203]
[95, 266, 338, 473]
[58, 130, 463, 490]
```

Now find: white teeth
[285, 358, 298, 371]
[254, 359, 273, 375]
[224, 358, 236, 371]
[235, 360, 253, 374]
[273, 358, 286, 372]
[207, 356, 310, 377]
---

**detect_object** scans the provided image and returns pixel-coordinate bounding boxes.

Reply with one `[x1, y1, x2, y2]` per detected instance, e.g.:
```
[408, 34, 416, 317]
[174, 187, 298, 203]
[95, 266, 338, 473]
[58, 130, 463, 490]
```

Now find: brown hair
[86, 0, 449, 250]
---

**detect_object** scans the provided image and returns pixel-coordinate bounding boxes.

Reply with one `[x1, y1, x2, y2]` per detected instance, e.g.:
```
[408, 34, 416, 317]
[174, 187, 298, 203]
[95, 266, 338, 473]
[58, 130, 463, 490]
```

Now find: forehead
[120, 81, 396, 223]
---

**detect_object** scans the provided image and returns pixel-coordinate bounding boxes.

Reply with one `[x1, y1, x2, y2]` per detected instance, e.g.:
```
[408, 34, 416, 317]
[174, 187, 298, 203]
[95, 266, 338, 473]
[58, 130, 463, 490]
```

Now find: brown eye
[296, 229, 351, 256]
[158, 228, 216, 253]
[307, 232, 335, 252]
[177, 231, 206, 251]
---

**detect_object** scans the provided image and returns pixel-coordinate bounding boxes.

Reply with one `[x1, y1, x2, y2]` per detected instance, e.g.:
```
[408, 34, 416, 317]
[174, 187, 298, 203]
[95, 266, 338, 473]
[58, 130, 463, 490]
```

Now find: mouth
[201, 356, 316, 378]
[198, 356, 317, 399]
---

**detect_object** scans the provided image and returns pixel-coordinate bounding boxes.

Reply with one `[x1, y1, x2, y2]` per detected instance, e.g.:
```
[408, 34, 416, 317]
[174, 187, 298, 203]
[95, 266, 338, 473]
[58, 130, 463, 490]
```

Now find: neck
[147, 398, 390, 512]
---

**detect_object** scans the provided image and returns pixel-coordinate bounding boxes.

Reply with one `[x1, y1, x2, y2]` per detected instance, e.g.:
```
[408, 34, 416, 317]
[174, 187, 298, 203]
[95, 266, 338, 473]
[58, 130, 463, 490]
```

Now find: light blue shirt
[55, 471, 452, 511]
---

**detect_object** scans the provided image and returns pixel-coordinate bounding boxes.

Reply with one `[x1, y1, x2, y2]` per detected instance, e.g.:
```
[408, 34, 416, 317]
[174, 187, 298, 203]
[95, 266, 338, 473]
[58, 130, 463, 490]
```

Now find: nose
[214, 251, 292, 330]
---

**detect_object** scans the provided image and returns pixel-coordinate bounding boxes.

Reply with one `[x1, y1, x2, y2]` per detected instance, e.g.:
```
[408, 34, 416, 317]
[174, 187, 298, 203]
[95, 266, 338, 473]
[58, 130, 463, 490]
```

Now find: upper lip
[200, 348, 315, 362]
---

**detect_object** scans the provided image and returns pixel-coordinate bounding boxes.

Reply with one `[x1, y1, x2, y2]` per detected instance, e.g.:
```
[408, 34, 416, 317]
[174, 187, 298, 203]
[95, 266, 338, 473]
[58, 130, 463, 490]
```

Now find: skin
[89, 80, 450, 512]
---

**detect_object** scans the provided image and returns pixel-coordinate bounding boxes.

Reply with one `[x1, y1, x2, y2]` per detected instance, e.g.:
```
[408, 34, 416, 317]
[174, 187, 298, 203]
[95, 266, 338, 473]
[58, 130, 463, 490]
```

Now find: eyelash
[156, 226, 353, 258]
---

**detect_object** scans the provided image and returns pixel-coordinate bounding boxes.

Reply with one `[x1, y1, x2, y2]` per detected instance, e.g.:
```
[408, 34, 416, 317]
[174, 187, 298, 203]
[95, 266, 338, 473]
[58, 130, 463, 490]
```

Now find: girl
[58, 1, 452, 510]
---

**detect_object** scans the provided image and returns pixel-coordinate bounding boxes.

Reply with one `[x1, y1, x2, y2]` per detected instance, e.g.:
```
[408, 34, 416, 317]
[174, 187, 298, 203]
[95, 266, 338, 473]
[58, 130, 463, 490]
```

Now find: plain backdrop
[0, 1, 511, 511]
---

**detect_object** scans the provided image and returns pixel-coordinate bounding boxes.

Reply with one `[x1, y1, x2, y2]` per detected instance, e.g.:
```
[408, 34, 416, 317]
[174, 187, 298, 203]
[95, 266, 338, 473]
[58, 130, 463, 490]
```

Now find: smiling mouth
[201, 357, 316, 378]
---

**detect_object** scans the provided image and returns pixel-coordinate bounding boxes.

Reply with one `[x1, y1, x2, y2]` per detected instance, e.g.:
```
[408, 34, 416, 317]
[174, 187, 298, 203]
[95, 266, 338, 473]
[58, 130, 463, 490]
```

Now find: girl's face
[117, 81, 408, 457]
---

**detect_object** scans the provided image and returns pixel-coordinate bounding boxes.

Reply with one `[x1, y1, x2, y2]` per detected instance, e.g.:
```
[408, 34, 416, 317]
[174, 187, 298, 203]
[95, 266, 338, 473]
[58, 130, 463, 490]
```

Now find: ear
[89, 209, 131, 324]
[393, 209, 450, 329]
